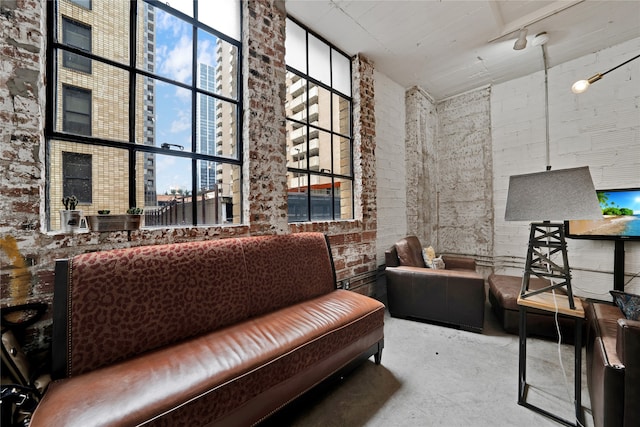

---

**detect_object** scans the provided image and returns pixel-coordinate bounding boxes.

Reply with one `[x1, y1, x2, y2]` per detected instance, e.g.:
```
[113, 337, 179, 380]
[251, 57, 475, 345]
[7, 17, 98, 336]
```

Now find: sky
[599, 189, 640, 214]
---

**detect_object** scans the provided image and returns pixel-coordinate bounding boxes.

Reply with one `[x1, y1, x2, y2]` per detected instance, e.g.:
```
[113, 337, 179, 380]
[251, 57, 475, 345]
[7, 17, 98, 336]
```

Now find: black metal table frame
[518, 305, 584, 427]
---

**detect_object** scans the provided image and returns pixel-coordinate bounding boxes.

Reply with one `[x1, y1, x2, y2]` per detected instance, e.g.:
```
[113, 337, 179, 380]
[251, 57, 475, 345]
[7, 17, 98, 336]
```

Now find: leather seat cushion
[488, 273, 563, 311]
[33, 290, 385, 427]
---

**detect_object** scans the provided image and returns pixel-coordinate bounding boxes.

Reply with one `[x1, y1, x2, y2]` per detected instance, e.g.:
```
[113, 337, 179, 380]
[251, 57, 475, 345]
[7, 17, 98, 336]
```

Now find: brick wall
[0, 0, 379, 354]
[436, 88, 493, 266]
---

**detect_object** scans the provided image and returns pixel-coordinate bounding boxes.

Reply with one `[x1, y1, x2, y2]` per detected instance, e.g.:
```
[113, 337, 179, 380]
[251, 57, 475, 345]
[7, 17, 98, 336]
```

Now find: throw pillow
[432, 256, 446, 270]
[610, 290, 640, 321]
[422, 246, 436, 268]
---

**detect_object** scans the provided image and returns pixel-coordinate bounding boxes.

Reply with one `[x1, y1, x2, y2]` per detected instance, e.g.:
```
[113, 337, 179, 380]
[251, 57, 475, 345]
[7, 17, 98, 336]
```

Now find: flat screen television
[565, 188, 640, 241]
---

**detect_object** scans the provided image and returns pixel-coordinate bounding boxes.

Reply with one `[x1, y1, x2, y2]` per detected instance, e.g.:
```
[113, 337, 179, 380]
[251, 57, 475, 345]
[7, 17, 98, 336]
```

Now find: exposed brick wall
[436, 88, 493, 265]
[404, 86, 437, 243]
[243, 0, 289, 235]
[0, 0, 379, 355]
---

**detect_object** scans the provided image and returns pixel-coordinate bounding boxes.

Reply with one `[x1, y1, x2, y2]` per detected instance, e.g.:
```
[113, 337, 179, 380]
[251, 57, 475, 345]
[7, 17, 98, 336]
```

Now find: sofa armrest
[617, 318, 640, 427]
[442, 255, 476, 271]
[385, 248, 399, 267]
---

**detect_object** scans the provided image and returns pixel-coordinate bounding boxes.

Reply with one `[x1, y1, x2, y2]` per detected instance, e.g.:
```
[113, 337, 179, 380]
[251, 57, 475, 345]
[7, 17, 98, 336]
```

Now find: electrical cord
[546, 250, 585, 427]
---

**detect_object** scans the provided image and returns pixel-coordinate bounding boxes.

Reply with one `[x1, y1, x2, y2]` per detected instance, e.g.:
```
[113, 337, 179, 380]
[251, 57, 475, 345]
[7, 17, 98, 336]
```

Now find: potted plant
[86, 207, 143, 232]
[60, 195, 82, 233]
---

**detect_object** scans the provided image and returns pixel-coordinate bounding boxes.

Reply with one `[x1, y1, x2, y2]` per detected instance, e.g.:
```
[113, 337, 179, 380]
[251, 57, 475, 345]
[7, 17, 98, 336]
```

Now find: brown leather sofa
[384, 236, 484, 332]
[30, 233, 385, 427]
[585, 299, 640, 427]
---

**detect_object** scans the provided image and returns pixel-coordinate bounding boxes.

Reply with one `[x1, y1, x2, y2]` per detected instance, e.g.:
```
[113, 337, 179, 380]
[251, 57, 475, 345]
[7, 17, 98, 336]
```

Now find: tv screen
[565, 188, 640, 241]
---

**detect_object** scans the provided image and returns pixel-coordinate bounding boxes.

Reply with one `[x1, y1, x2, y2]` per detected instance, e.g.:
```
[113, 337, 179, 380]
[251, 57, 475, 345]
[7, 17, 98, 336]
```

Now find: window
[69, 0, 91, 9]
[285, 17, 353, 222]
[63, 152, 92, 203]
[62, 85, 91, 135]
[62, 17, 91, 73]
[47, 0, 242, 230]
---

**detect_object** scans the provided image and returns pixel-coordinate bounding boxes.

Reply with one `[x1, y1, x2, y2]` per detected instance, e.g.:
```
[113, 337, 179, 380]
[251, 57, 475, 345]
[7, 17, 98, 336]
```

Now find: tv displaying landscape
[565, 188, 640, 241]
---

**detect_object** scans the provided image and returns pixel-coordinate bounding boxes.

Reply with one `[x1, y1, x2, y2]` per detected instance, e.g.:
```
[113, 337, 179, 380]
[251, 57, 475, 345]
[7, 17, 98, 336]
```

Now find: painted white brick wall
[492, 37, 640, 298]
[375, 70, 407, 263]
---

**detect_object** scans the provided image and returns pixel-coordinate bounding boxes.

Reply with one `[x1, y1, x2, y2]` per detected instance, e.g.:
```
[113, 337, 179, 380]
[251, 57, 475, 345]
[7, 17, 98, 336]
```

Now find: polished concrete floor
[260, 301, 593, 427]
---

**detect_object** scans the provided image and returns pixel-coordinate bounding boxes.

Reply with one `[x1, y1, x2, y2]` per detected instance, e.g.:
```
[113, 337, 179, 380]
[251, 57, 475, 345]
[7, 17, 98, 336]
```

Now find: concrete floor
[260, 302, 593, 427]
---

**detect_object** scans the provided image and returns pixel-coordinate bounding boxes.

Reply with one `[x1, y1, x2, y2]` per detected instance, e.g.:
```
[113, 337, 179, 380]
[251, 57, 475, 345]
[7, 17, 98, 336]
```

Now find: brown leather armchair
[384, 236, 485, 332]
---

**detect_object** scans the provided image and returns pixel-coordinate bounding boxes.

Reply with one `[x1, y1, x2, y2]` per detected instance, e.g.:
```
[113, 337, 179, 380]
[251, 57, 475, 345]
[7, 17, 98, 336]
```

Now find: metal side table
[517, 293, 585, 427]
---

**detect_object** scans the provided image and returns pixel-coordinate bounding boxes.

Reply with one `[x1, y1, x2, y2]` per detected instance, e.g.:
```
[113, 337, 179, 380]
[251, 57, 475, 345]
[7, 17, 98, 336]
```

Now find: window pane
[197, 30, 239, 99]
[285, 72, 307, 120]
[332, 50, 351, 96]
[335, 177, 353, 219]
[152, 7, 192, 85]
[315, 84, 331, 131]
[57, 58, 129, 140]
[194, 162, 240, 225]
[58, 0, 129, 64]
[288, 171, 308, 222]
[155, 154, 192, 197]
[334, 135, 351, 176]
[196, 94, 238, 158]
[332, 93, 350, 136]
[144, 78, 191, 150]
[49, 140, 129, 230]
[308, 34, 330, 86]
[310, 175, 334, 221]
[313, 129, 331, 173]
[198, 0, 241, 41]
[137, 151, 158, 208]
[285, 19, 306, 73]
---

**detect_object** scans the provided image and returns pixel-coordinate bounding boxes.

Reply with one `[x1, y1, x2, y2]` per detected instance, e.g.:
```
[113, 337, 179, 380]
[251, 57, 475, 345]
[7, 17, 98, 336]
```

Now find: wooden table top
[517, 292, 585, 318]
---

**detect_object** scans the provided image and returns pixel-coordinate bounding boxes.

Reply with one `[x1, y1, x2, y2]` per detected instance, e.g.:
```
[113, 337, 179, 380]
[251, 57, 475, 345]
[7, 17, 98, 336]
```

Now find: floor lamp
[505, 166, 602, 309]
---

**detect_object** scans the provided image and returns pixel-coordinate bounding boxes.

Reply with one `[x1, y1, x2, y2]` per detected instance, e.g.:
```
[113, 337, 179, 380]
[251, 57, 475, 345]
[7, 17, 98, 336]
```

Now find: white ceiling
[285, 0, 640, 100]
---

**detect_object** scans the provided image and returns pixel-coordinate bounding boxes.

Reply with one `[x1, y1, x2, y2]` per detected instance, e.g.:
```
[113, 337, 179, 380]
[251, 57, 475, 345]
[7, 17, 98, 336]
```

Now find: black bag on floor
[1, 303, 50, 427]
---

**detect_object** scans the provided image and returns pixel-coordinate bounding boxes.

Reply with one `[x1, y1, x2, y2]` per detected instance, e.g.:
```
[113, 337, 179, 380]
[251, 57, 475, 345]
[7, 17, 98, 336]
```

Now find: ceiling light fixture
[531, 31, 549, 47]
[513, 28, 528, 50]
[571, 54, 640, 93]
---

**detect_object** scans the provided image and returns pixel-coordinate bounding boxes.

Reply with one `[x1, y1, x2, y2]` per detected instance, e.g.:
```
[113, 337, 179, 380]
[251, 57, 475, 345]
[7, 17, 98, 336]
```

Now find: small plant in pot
[87, 207, 143, 232]
[60, 195, 83, 233]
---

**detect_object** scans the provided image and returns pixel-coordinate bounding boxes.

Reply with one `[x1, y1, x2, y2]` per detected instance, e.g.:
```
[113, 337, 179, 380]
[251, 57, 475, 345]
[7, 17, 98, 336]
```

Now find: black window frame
[285, 16, 354, 223]
[45, 0, 243, 229]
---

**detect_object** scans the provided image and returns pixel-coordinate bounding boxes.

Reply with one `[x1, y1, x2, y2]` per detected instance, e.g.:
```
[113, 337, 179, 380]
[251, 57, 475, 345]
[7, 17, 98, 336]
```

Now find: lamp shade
[505, 166, 602, 221]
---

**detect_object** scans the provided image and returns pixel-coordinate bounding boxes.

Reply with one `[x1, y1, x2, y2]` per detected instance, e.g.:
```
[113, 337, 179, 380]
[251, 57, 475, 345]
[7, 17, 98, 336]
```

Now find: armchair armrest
[442, 255, 476, 271]
[385, 248, 399, 267]
[617, 318, 640, 427]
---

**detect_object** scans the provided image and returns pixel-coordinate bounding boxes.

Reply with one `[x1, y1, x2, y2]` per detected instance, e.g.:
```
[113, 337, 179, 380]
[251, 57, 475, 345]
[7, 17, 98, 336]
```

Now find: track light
[572, 54, 640, 93]
[513, 29, 528, 50]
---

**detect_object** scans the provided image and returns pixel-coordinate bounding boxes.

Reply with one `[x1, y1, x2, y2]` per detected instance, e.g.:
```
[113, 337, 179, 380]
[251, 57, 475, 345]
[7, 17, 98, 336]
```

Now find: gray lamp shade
[505, 166, 602, 221]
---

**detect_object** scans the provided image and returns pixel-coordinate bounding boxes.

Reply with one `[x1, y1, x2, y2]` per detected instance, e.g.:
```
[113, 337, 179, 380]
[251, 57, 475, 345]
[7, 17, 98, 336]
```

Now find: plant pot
[60, 210, 83, 233]
[86, 214, 142, 232]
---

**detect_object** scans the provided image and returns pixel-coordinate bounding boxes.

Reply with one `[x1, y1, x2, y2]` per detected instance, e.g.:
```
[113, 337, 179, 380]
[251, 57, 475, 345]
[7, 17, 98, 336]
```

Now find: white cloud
[159, 34, 192, 84]
[170, 109, 190, 134]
